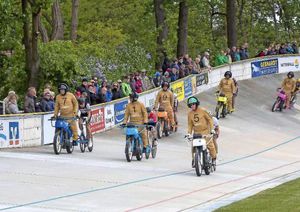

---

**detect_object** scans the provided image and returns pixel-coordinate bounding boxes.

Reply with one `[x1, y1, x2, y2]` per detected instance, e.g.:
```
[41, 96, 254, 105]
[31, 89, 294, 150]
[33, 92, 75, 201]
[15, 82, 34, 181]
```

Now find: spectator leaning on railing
[5, 91, 19, 114]
[24, 87, 38, 113]
[40, 91, 54, 112]
[201, 52, 212, 70]
[6, 40, 300, 113]
[112, 82, 122, 100]
[215, 50, 228, 66]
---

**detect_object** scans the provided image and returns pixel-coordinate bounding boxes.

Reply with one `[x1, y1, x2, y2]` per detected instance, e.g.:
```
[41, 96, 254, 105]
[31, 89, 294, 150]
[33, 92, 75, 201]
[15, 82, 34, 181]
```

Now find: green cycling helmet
[187, 96, 200, 108]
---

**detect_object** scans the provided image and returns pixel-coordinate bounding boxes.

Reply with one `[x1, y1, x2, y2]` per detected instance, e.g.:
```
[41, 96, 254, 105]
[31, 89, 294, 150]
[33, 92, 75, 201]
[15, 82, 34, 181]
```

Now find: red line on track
[125, 160, 300, 212]
[177, 169, 300, 211]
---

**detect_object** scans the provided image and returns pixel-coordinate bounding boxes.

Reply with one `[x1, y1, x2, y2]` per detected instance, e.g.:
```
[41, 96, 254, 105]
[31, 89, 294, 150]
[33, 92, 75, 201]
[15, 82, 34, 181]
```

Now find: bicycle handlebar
[119, 123, 149, 128]
[48, 116, 79, 121]
[184, 133, 214, 140]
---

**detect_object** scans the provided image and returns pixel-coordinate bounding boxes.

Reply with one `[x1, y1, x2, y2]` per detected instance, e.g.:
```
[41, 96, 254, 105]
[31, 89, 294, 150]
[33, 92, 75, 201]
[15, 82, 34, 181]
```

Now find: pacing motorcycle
[185, 133, 216, 177]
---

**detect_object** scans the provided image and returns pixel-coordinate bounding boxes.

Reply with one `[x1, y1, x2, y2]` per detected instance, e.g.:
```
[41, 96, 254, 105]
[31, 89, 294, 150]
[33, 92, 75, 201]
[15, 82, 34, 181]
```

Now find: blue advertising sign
[251, 59, 278, 78]
[9, 122, 19, 140]
[114, 100, 128, 125]
[184, 78, 193, 98]
[9, 122, 20, 146]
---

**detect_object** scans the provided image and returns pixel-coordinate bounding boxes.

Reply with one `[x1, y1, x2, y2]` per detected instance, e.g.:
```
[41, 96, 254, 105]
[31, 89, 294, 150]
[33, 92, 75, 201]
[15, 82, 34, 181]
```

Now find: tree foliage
[1, 0, 300, 99]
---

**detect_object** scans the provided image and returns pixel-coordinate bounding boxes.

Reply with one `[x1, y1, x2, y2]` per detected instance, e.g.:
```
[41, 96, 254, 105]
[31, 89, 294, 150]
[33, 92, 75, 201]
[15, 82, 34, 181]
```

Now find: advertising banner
[90, 107, 105, 133]
[0, 119, 22, 148]
[196, 73, 209, 87]
[43, 114, 55, 145]
[114, 100, 128, 125]
[105, 104, 115, 129]
[251, 58, 278, 78]
[171, 81, 184, 101]
[184, 78, 193, 98]
[143, 92, 157, 108]
[278, 57, 300, 73]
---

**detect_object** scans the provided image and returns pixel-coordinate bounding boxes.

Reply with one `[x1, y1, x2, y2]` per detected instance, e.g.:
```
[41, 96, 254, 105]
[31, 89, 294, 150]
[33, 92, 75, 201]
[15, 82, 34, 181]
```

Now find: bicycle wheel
[65, 132, 74, 154]
[164, 120, 169, 137]
[136, 138, 143, 161]
[88, 136, 94, 152]
[79, 134, 86, 153]
[272, 99, 280, 112]
[145, 145, 150, 159]
[157, 121, 163, 139]
[290, 94, 297, 107]
[151, 139, 157, 159]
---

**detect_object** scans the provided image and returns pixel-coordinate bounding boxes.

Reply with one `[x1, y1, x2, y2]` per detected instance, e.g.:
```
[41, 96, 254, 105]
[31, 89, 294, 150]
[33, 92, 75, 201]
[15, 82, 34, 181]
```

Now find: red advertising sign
[90, 108, 105, 134]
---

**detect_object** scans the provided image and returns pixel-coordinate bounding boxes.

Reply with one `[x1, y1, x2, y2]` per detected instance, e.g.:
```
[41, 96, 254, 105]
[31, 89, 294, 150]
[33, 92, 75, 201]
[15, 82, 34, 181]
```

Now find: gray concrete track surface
[0, 73, 300, 212]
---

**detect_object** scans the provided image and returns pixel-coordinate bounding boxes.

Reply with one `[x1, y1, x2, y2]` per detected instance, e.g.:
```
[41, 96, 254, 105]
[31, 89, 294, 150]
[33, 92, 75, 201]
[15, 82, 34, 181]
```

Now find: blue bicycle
[120, 123, 151, 162]
[50, 117, 78, 155]
[78, 116, 93, 153]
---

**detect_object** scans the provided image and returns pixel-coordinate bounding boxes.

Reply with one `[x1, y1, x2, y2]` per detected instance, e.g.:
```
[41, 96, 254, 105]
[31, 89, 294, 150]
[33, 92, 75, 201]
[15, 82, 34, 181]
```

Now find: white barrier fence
[0, 55, 299, 148]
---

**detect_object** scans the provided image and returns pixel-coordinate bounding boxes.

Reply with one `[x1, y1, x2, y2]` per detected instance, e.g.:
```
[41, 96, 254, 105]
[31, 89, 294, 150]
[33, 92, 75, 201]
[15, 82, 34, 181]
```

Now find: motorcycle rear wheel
[136, 139, 143, 161]
[195, 148, 203, 177]
[125, 137, 133, 162]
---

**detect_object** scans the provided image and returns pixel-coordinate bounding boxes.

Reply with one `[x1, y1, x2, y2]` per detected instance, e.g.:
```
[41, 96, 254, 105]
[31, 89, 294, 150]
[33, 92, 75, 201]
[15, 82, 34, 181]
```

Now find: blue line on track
[1, 135, 299, 211]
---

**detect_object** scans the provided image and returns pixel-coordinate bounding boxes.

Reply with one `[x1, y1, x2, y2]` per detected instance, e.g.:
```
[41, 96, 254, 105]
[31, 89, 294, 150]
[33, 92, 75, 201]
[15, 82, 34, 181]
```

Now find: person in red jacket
[135, 74, 143, 93]
[147, 107, 157, 123]
[147, 107, 158, 145]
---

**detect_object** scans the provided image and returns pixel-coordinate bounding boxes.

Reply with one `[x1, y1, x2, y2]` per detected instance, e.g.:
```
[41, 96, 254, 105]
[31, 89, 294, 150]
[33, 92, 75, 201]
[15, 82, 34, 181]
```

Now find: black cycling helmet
[224, 71, 232, 78]
[287, 71, 294, 78]
[146, 107, 151, 113]
[58, 83, 69, 92]
[129, 92, 139, 102]
[161, 81, 170, 89]
[187, 96, 200, 108]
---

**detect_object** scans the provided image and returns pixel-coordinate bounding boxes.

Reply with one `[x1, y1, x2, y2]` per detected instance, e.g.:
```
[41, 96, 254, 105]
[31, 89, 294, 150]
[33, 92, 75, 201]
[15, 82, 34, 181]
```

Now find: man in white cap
[201, 52, 211, 70]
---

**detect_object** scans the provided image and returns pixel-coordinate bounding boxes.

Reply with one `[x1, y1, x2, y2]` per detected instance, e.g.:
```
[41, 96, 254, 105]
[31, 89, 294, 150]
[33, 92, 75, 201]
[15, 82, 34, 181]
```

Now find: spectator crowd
[1, 41, 299, 115]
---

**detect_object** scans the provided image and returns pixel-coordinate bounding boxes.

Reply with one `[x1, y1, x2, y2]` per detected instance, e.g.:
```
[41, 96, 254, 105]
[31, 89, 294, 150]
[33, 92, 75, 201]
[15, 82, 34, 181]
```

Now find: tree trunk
[271, 1, 278, 40]
[249, 0, 254, 41]
[177, 0, 188, 58]
[71, 0, 79, 41]
[281, 3, 291, 39]
[154, 0, 168, 69]
[237, 0, 245, 39]
[38, 15, 49, 43]
[29, 11, 41, 88]
[226, 0, 237, 48]
[22, 0, 32, 77]
[51, 0, 64, 40]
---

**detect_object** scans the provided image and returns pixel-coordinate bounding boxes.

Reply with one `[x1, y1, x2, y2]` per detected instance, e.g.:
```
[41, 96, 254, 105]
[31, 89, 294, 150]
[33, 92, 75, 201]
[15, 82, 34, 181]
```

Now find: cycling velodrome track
[0, 55, 300, 211]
